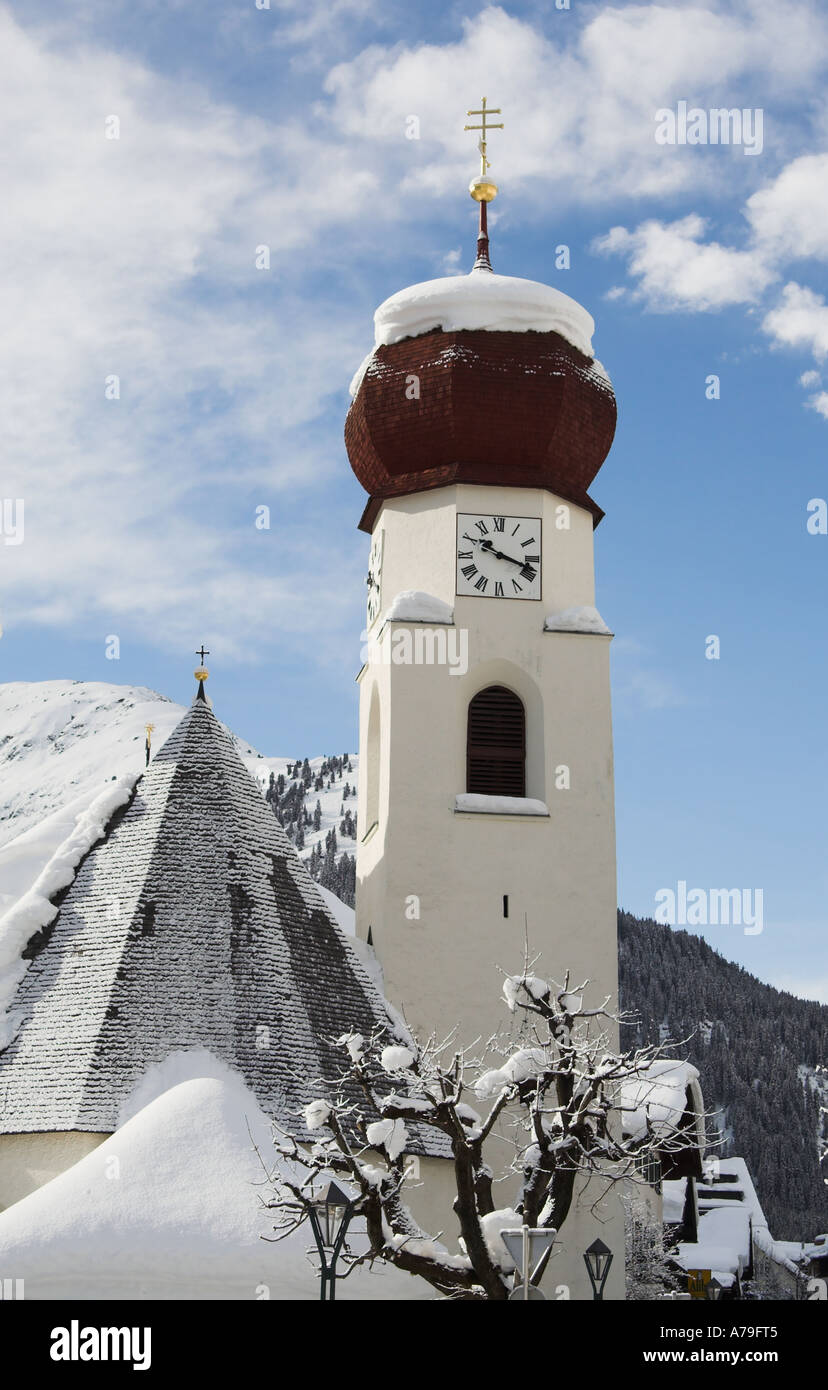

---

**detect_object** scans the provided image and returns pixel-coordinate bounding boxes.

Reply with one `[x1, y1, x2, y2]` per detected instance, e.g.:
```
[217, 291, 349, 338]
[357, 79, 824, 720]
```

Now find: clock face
[366, 528, 384, 628]
[456, 513, 542, 600]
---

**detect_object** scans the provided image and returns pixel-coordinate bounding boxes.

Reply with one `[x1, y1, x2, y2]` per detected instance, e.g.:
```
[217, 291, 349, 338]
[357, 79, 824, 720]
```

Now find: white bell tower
[347, 153, 619, 1048]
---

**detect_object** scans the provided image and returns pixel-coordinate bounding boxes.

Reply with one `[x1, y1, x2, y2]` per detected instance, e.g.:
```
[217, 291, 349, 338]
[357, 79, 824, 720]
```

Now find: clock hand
[478, 538, 526, 568]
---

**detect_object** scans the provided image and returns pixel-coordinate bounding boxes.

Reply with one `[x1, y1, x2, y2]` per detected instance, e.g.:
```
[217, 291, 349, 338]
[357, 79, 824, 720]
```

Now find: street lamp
[583, 1238, 613, 1301]
[705, 1275, 724, 1302]
[306, 1180, 356, 1302]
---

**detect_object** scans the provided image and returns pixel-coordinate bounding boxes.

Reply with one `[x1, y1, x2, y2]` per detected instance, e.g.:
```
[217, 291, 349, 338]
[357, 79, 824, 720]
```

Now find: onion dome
[346, 201, 616, 530]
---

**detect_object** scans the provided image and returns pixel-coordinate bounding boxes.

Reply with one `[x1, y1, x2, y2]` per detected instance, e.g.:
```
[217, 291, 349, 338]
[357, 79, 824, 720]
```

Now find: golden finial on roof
[194, 645, 210, 700]
[464, 96, 504, 204]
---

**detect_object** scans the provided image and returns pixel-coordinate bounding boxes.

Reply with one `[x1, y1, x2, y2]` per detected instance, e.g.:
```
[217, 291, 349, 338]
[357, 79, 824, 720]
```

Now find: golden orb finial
[194, 644, 210, 697]
[464, 96, 503, 203]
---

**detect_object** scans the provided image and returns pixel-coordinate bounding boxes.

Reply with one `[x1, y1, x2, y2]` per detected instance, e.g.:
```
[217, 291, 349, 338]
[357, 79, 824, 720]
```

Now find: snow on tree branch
[263, 966, 714, 1300]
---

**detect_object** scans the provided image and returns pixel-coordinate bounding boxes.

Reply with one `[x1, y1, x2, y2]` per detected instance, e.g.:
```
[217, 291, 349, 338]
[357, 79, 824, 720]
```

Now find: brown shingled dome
[345, 326, 617, 523]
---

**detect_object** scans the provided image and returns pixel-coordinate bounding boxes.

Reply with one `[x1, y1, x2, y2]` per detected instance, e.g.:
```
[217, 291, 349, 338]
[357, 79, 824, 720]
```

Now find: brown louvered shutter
[466, 686, 526, 797]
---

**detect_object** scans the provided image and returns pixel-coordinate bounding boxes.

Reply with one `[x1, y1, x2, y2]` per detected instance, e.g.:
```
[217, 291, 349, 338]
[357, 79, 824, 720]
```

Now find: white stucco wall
[0, 1131, 108, 1211]
[356, 483, 617, 1047]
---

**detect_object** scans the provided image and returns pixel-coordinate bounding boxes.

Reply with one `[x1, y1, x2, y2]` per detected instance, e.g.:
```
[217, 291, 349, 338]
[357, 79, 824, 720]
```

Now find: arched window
[466, 685, 526, 797]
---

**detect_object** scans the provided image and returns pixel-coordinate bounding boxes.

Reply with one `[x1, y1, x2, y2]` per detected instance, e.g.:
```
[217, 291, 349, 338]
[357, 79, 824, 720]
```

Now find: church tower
[347, 111, 618, 1044]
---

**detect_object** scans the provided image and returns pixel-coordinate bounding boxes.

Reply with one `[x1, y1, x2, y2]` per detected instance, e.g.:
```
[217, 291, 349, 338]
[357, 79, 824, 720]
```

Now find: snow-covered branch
[263, 965, 711, 1299]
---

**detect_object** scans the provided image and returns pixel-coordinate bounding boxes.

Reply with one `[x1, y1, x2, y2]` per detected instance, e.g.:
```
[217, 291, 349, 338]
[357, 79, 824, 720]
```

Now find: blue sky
[1, 0, 827, 999]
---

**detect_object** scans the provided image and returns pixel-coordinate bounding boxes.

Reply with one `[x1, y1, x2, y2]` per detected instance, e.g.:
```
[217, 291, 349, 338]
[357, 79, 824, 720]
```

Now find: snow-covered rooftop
[372, 267, 597, 359]
[619, 1058, 701, 1141]
[0, 694, 400, 1140]
[0, 1061, 431, 1300]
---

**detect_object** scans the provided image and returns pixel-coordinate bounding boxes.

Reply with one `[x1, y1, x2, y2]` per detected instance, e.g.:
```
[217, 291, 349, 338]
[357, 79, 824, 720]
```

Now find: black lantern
[583, 1238, 613, 1300]
[307, 1180, 356, 1302]
[706, 1275, 724, 1302]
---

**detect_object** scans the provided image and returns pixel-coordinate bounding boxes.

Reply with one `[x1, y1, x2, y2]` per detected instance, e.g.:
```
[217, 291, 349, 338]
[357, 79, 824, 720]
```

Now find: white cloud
[593, 215, 774, 312]
[274, 0, 381, 48]
[0, 8, 371, 663]
[5, 0, 828, 660]
[323, 1, 828, 209]
[762, 282, 828, 360]
[746, 153, 828, 263]
[799, 369, 821, 388]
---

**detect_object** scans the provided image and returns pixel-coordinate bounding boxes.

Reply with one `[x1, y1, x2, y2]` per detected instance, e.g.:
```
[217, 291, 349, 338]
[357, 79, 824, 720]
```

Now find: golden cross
[464, 96, 504, 176]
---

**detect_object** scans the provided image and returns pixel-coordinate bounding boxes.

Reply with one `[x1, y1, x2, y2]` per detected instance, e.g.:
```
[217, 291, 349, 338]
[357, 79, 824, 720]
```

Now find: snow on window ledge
[384, 591, 454, 624]
[543, 605, 612, 636]
[454, 794, 550, 817]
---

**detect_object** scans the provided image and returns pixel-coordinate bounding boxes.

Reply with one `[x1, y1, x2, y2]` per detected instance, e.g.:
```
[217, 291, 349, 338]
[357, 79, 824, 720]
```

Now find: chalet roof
[0, 695, 400, 1139]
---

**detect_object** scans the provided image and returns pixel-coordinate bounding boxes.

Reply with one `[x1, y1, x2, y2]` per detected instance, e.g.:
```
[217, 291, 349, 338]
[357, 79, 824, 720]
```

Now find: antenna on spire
[464, 96, 504, 272]
[194, 645, 210, 702]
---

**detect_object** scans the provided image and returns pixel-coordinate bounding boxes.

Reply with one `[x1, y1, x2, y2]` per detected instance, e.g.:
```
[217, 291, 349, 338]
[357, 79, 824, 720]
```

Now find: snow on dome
[373, 269, 596, 360]
[0, 1067, 431, 1300]
[349, 349, 375, 399]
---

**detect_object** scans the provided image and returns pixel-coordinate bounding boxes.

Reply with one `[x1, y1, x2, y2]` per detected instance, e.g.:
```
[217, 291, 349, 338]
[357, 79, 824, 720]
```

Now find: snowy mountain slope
[0, 680, 358, 919]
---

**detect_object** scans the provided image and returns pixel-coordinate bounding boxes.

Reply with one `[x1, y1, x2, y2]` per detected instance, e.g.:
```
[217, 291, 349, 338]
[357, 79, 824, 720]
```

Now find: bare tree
[264, 969, 709, 1301]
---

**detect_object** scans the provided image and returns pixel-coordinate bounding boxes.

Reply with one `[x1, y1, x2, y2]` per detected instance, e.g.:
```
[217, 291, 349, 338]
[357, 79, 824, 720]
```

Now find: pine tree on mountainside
[618, 910, 828, 1242]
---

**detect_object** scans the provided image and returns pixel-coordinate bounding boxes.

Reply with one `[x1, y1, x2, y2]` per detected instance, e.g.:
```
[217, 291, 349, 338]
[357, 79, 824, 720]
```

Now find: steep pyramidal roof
[0, 695, 398, 1136]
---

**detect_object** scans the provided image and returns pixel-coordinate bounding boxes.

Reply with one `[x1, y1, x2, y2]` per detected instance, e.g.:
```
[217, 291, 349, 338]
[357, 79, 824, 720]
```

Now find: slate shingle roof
[0, 695, 400, 1137]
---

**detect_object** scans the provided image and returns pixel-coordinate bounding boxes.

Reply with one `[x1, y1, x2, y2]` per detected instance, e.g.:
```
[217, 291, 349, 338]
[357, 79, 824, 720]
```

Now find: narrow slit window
[466, 685, 526, 797]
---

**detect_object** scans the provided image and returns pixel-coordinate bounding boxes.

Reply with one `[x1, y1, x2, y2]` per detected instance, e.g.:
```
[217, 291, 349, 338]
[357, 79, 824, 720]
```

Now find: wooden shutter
[466, 686, 525, 797]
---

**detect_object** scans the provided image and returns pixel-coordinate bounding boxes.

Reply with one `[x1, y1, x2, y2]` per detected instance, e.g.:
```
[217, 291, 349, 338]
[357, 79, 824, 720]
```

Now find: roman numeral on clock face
[461, 563, 477, 579]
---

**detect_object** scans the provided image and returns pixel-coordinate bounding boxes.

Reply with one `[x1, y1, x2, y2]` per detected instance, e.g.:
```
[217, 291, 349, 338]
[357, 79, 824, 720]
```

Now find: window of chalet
[466, 685, 526, 798]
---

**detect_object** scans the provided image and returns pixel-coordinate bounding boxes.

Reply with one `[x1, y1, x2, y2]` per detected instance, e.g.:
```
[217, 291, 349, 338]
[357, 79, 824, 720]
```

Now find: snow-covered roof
[678, 1206, 752, 1276]
[372, 267, 597, 359]
[619, 1058, 702, 1142]
[0, 694, 401, 1140]
[0, 1062, 431, 1300]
